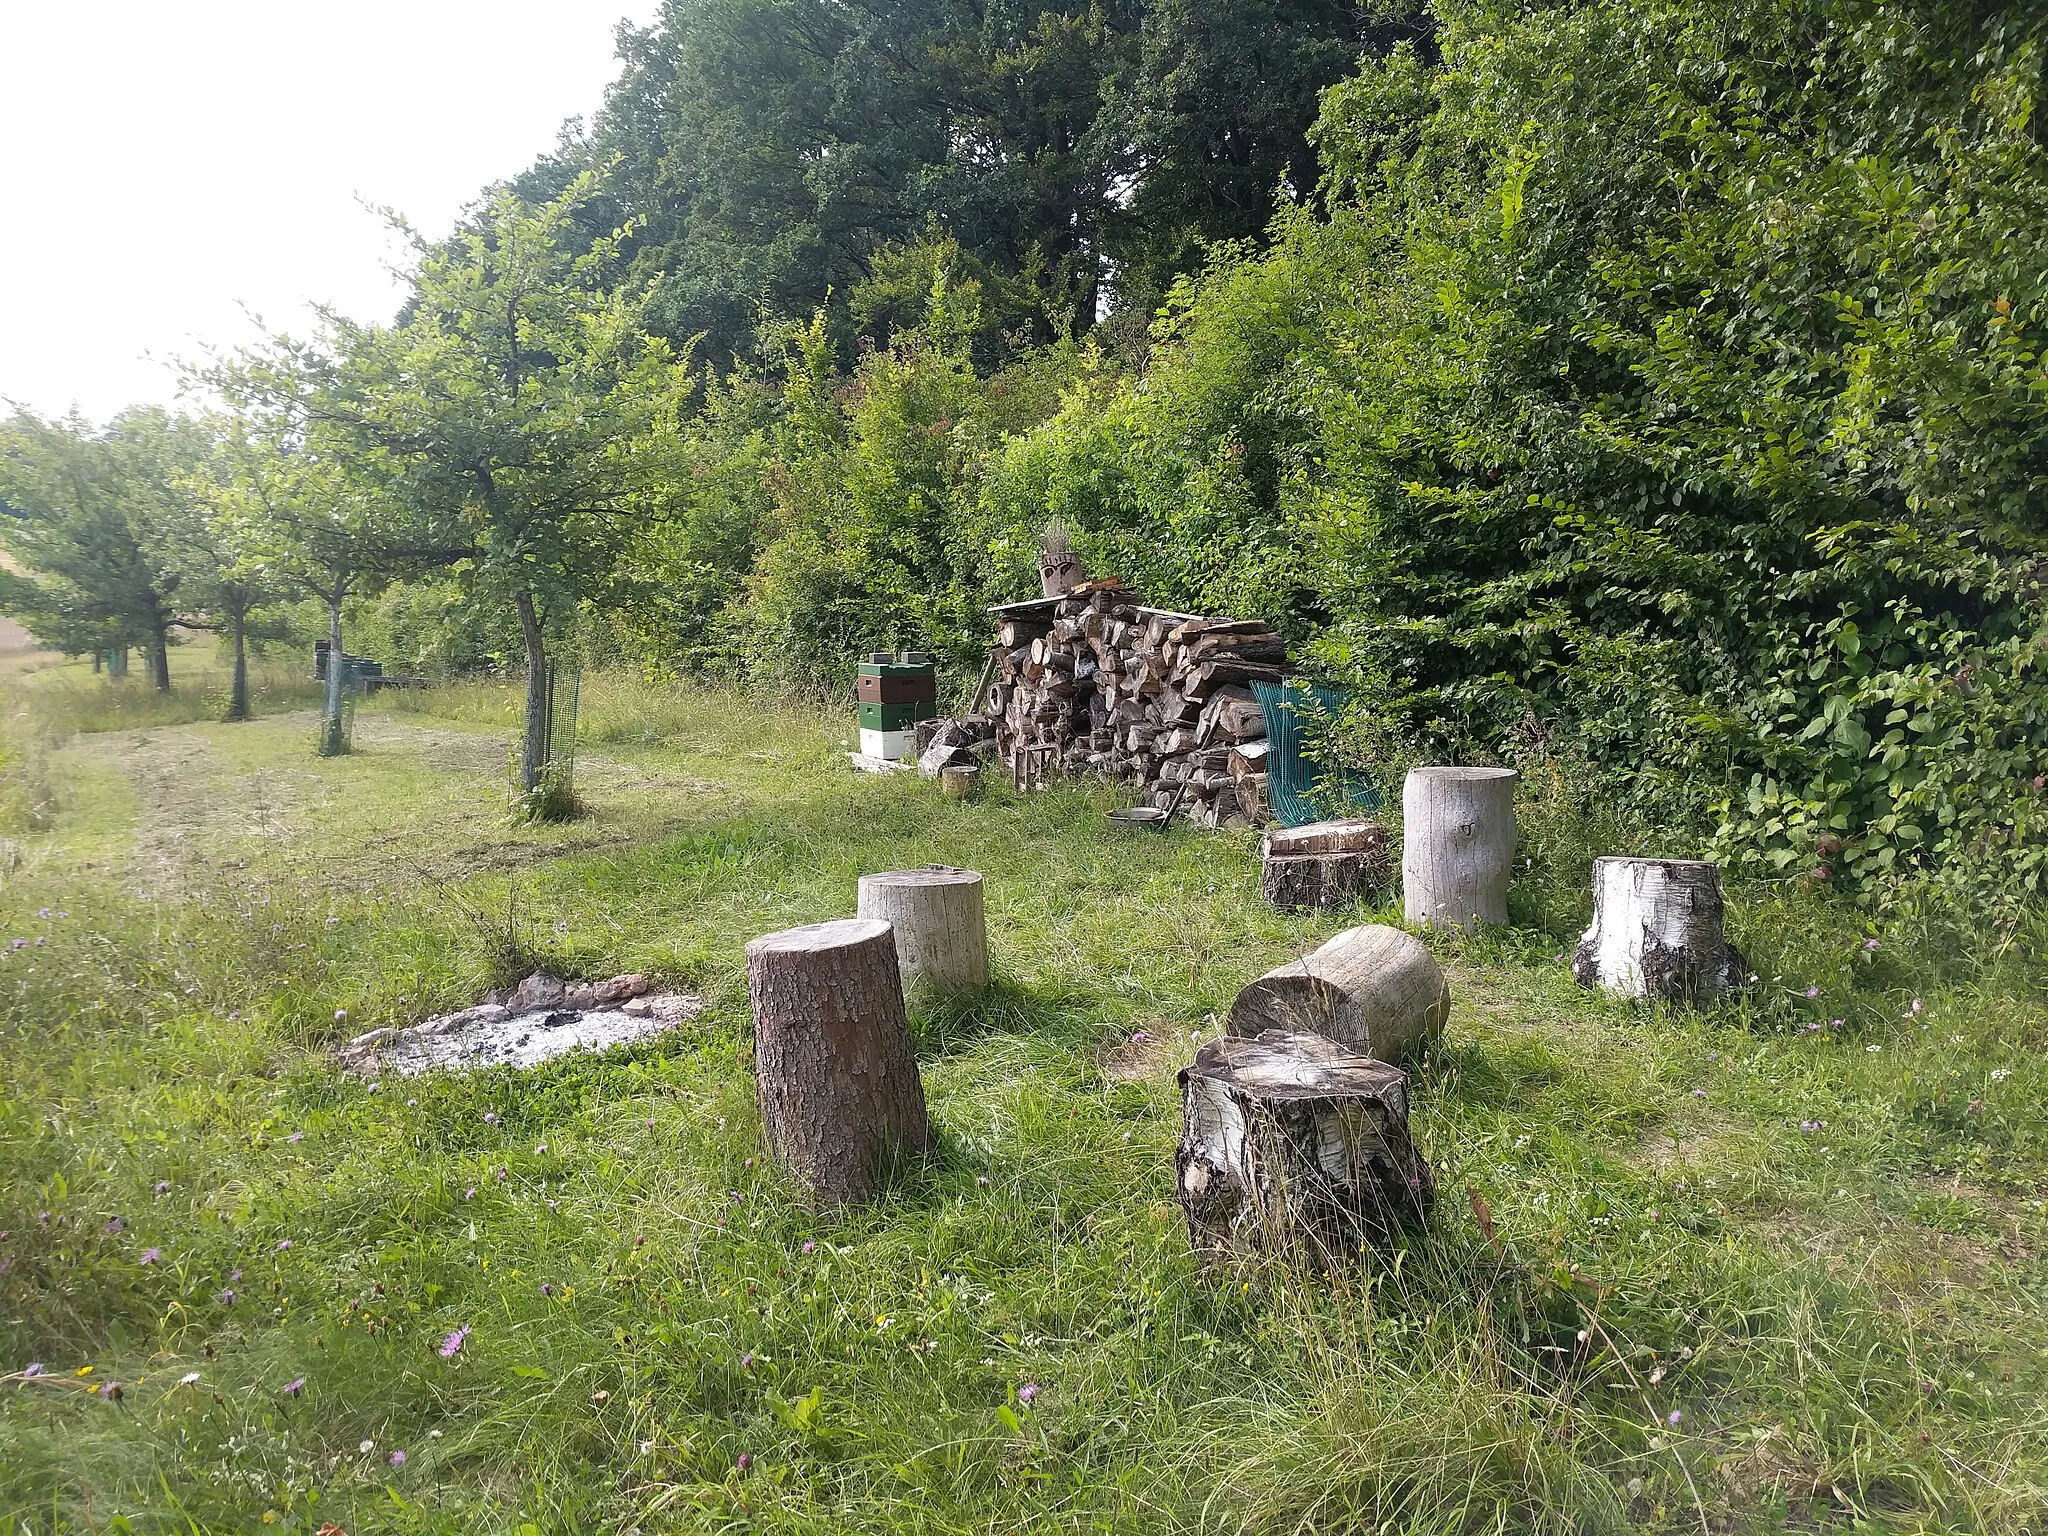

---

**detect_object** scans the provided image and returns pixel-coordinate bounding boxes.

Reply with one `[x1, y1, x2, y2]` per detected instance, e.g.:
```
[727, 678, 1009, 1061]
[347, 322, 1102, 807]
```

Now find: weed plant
[0, 673, 2042, 1532]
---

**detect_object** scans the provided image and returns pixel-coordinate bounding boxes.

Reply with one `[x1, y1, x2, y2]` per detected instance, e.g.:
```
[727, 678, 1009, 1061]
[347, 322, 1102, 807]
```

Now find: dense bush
[980, 0, 2048, 923]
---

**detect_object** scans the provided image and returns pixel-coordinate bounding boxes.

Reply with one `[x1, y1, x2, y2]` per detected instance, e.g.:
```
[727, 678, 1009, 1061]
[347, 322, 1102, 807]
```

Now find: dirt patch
[1097, 1027, 1189, 1083]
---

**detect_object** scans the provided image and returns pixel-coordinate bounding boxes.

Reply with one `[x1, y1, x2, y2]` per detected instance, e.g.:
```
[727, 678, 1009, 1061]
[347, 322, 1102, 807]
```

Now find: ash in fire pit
[337, 972, 703, 1076]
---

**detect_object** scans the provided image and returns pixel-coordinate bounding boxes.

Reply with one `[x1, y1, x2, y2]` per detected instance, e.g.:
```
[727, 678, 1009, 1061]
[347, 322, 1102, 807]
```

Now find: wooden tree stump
[1402, 767, 1519, 931]
[940, 764, 980, 798]
[1177, 1030, 1434, 1258]
[746, 918, 934, 1208]
[1260, 820, 1391, 910]
[854, 866, 990, 996]
[1572, 856, 1747, 1003]
[1226, 924, 1449, 1062]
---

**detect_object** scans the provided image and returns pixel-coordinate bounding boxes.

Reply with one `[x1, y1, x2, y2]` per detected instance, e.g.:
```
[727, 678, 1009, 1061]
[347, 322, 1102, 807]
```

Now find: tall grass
[1, 676, 2043, 1532]
[14, 655, 325, 736]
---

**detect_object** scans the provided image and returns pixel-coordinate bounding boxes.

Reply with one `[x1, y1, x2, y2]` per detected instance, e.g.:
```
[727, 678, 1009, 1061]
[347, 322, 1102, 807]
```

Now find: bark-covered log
[1572, 856, 1747, 1003]
[854, 866, 990, 996]
[1260, 850, 1378, 910]
[1401, 767, 1519, 931]
[746, 918, 934, 1208]
[1226, 923, 1448, 1061]
[1177, 1029, 1433, 1258]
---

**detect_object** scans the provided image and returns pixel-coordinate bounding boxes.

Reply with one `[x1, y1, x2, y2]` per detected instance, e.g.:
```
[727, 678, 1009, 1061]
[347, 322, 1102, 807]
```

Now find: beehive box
[856, 653, 937, 759]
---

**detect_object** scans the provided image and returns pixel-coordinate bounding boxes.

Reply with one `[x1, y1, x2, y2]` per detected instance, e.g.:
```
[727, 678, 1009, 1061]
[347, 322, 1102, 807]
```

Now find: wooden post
[1402, 767, 1518, 931]
[855, 866, 990, 997]
[746, 918, 934, 1207]
[1573, 856, 1747, 1003]
[1226, 924, 1448, 1062]
[1177, 1030, 1434, 1258]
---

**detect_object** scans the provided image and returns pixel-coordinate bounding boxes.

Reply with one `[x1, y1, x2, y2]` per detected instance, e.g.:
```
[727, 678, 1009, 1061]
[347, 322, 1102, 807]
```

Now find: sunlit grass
[0, 671, 2043, 1533]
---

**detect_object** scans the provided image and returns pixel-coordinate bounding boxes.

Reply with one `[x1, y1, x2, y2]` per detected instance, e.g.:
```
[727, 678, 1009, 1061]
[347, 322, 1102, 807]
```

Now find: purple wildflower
[1668, 1409, 1682, 1426]
[388, 1449, 406, 1466]
[407, 1098, 417, 1107]
[140, 1247, 161, 1265]
[284, 1377, 305, 1396]
[335, 1009, 348, 1023]
[465, 1187, 476, 1200]
[976, 1176, 989, 1188]
[218, 1289, 236, 1305]
[153, 1181, 170, 1195]
[740, 1352, 754, 1369]
[228, 1268, 241, 1282]
[1131, 1030, 1149, 1043]
[484, 1112, 498, 1126]
[23, 1363, 44, 1378]
[98, 1380, 122, 1400]
[1863, 938, 1879, 951]
[105, 1217, 124, 1234]
[1018, 1382, 1039, 1404]
[535, 1143, 547, 1155]
[1805, 987, 1820, 999]
[286, 1131, 303, 1144]
[736, 1452, 753, 1473]
[801, 1240, 816, 1255]
[9, 939, 26, 951]
[1690, 1089, 1707, 1099]
[729, 1190, 743, 1205]
[276, 1239, 291, 1251]
[1910, 997, 1926, 1015]
[540, 1282, 552, 1297]
[439, 1325, 470, 1359]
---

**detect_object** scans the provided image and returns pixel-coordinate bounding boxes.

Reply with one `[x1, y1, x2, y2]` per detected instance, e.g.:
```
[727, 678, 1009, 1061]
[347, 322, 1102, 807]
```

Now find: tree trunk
[515, 588, 549, 795]
[1177, 1029, 1434, 1259]
[1572, 857, 1747, 1003]
[1227, 924, 1449, 1063]
[746, 917, 934, 1208]
[149, 621, 172, 692]
[226, 609, 251, 722]
[91, 652, 101, 674]
[1401, 767, 1519, 931]
[854, 866, 990, 998]
[319, 599, 346, 756]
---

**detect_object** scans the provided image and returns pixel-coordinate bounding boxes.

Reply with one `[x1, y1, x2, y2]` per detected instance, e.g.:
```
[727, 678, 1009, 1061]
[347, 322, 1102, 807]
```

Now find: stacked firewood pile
[976, 581, 1285, 827]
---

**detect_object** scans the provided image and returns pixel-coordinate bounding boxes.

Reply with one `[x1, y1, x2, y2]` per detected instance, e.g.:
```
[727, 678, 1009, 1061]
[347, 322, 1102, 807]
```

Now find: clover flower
[736, 1452, 753, 1473]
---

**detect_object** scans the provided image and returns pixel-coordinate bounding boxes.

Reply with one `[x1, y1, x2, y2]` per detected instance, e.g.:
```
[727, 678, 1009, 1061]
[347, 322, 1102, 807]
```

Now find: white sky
[0, 0, 655, 424]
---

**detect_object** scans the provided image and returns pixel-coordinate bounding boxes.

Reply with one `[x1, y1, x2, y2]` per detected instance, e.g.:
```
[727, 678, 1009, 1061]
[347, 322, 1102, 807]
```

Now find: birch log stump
[855, 866, 990, 997]
[1402, 766, 1519, 931]
[1227, 924, 1449, 1062]
[1572, 856, 1747, 1003]
[1177, 1030, 1434, 1258]
[746, 918, 934, 1208]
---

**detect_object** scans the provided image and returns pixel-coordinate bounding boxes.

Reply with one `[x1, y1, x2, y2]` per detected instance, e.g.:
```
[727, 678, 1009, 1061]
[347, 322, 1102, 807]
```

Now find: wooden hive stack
[857, 651, 938, 761]
[977, 583, 1287, 827]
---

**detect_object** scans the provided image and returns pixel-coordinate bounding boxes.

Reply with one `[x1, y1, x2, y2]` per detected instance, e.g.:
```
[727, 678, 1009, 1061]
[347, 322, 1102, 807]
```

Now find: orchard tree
[319, 175, 654, 804]
[0, 408, 211, 689]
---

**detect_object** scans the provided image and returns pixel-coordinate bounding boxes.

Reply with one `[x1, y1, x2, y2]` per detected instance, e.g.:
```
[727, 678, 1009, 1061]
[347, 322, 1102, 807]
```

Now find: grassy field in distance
[0, 660, 2043, 1534]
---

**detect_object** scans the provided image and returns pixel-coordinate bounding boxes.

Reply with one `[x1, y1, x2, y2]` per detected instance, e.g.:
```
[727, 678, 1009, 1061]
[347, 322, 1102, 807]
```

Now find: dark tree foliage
[535, 0, 1421, 364]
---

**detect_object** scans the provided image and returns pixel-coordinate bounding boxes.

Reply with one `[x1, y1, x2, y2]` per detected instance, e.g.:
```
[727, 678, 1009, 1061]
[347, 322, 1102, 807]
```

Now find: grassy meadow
[0, 649, 2044, 1533]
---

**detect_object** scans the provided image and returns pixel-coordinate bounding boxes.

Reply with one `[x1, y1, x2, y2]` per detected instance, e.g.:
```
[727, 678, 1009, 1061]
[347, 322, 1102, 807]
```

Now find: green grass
[1, 670, 2044, 1533]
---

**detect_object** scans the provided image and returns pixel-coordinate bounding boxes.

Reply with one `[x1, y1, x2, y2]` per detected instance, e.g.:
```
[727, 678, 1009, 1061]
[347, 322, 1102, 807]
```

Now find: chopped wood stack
[977, 583, 1286, 827]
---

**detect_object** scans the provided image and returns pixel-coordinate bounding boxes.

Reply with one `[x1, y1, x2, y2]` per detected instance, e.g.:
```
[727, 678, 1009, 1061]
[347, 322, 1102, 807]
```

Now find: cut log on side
[1226, 923, 1449, 1062]
[1572, 856, 1747, 1003]
[1401, 767, 1519, 931]
[1177, 1029, 1433, 1258]
[854, 866, 990, 997]
[746, 918, 934, 1208]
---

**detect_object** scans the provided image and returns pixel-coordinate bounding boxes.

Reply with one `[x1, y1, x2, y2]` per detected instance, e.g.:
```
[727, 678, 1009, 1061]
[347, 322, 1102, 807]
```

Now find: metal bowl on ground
[1107, 806, 1169, 828]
